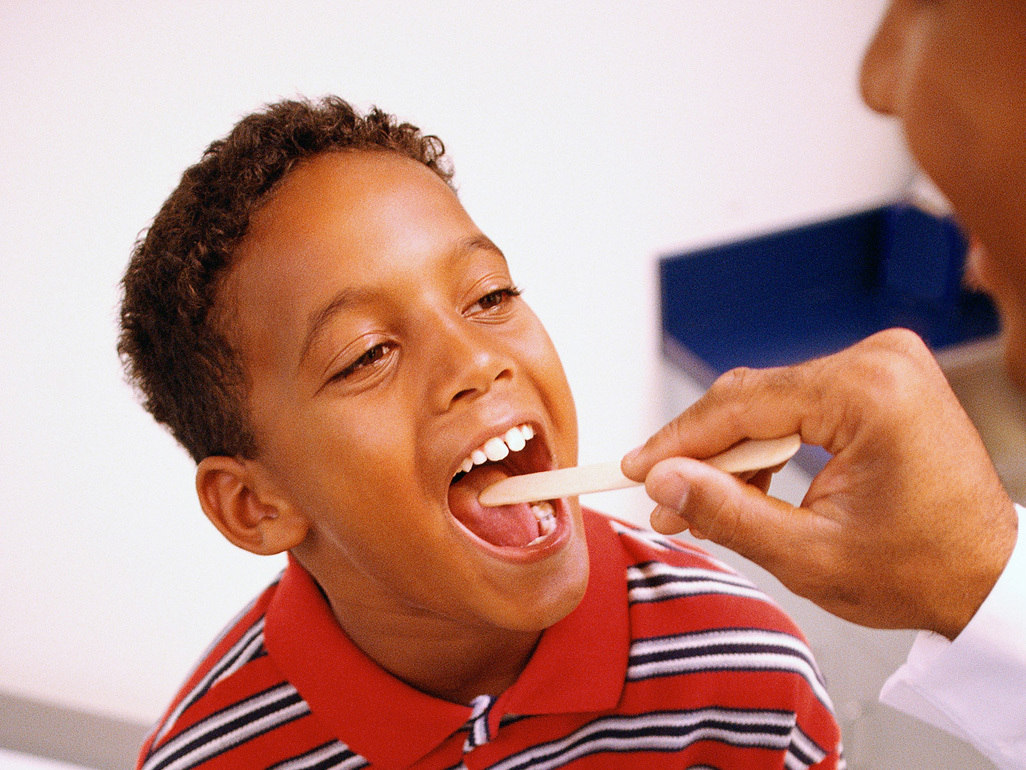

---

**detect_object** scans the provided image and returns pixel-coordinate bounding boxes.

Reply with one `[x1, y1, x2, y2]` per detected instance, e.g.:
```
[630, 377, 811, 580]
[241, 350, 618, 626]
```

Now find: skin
[625, 329, 1016, 639]
[194, 150, 588, 703]
[623, 0, 1024, 640]
[859, 0, 1026, 389]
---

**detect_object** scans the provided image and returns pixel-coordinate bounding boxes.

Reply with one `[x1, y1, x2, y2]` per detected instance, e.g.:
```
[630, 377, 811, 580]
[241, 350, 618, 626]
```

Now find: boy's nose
[427, 316, 513, 412]
[859, 2, 903, 117]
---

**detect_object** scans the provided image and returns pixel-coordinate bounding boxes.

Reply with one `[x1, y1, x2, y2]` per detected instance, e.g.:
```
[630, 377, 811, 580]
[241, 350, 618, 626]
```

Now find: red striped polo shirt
[137, 509, 842, 769]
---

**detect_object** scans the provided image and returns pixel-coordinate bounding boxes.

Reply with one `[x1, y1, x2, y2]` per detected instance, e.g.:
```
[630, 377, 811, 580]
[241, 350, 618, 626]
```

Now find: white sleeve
[880, 503, 1026, 770]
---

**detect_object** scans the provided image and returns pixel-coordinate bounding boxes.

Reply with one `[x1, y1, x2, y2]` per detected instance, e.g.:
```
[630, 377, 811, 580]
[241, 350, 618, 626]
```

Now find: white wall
[0, 1, 909, 725]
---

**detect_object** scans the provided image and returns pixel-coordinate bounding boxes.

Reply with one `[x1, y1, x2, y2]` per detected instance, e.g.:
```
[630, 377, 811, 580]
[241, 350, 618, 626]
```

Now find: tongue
[448, 464, 541, 548]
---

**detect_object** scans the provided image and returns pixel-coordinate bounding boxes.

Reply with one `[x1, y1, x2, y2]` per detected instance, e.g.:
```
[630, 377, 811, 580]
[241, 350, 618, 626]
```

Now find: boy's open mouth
[447, 424, 559, 549]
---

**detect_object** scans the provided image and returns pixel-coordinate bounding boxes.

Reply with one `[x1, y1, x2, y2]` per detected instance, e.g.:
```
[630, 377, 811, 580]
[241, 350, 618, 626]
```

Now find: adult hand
[622, 328, 1018, 640]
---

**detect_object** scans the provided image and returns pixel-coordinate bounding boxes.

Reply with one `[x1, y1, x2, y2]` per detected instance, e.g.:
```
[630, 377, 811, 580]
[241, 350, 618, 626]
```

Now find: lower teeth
[531, 501, 554, 519]
[528, 502, 556, 545]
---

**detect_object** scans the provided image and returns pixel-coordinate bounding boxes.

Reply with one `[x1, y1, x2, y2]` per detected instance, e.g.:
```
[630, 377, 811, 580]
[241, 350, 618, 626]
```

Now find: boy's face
[860, 0, 1026, 383]
[221, 150, 588, 635]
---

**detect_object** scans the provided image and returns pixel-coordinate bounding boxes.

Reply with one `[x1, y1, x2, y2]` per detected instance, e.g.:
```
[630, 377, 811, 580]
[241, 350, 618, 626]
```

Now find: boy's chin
[484, 555, 590, 634]
[477, 505, 591, 633]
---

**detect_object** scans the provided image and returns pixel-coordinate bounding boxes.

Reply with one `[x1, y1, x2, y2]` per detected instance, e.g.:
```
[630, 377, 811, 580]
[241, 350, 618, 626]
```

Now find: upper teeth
[459, 424, 535, 475]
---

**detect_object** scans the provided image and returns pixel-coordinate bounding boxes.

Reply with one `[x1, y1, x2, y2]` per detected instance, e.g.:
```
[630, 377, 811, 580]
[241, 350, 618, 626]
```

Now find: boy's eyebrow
[298, 234, 506, 368]
[299, 286, 375, 368]
[459, 234, 507, 267]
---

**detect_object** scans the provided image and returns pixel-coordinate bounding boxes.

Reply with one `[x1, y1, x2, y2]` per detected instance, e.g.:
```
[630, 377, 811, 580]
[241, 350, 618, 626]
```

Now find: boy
[120, 96, 840, 769]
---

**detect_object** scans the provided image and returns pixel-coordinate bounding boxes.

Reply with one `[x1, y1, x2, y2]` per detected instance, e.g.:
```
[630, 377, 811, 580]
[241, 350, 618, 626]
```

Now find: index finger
[622, 360, 819, 480]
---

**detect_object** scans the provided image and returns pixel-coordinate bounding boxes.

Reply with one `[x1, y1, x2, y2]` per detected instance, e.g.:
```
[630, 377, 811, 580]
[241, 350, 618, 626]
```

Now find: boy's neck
[324, 590, 542, 705]
[292, 541, 544, 704]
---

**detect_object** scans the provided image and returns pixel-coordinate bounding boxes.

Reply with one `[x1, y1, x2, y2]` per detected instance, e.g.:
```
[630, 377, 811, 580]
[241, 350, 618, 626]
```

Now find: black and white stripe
[141, 682, 310, 770]
[627, 561, 770, 605]
[609, 521, 733, 570]
[785, 724, 831, 770]
[480, 708, 825, 770]
[609, 520, 690, 554]
[463, 694, 496, 752]
[628, 628, 833, 711]
[150, 614, 269, 749]
[266, 740, 369, 770]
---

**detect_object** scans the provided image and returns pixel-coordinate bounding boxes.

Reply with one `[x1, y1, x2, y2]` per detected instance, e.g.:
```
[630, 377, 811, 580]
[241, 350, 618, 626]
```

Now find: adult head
[860, 0, 1026, 387]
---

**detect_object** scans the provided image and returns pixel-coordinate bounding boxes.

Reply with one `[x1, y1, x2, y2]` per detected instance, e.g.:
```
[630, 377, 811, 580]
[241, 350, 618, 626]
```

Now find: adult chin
[1002, 327, 1026, 393]
[965, 235, 1026, 389]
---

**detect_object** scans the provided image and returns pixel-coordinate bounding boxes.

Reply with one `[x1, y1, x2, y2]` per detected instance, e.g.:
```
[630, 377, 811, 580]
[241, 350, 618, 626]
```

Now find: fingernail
[651, 505, 688, 535]
[622, 446, 642, 470]
[649, 463, 690, 512]
[668, 482, 690, 513]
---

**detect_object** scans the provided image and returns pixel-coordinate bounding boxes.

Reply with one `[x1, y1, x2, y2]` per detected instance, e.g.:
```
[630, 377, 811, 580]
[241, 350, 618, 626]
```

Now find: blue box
[659, 204, 998, 471]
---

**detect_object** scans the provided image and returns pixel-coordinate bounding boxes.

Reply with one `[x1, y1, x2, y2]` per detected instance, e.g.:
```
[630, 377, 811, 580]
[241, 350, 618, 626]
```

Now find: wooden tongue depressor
[478, 434, 802, 507]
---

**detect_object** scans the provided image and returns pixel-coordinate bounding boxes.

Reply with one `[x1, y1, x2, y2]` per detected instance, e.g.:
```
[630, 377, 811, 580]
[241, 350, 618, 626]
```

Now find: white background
[0, 0, 910, 726]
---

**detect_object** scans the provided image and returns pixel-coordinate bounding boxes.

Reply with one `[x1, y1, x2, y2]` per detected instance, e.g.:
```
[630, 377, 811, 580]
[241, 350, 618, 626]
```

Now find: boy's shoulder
[591, 509, 737, 564]
[582, 509, 839, 765]
[135, 573, 340, 770]
[586, 508, 823, 685]
[584, 507, 771, 601]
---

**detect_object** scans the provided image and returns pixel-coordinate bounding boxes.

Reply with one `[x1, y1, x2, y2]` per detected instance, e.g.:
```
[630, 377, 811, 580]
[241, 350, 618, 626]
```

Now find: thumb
[644, 457, 807, 577]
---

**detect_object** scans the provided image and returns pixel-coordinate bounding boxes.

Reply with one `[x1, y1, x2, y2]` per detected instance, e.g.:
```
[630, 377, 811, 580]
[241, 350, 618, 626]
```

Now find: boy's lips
[446, 422, 567, 552]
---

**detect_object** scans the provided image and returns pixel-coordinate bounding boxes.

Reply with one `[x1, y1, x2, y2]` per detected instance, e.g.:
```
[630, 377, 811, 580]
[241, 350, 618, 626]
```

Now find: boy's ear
[195, 456, 309, 555]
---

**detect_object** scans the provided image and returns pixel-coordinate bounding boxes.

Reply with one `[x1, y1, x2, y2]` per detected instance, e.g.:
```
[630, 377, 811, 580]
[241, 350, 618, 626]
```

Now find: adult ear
[195, 456, 309, 555]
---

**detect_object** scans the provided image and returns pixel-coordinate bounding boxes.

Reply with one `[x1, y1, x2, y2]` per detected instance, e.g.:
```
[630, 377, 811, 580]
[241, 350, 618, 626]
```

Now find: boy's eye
[335, 343, 392, 380]
[471, 286, 521, 314]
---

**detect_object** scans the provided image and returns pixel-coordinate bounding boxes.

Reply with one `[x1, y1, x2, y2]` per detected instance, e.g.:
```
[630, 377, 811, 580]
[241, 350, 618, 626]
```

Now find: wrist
[933, 500, 1018, 640]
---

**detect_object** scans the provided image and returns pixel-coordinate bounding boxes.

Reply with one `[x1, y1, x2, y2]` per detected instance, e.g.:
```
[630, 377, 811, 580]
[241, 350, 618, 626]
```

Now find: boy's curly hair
[118, 96, 453, 462]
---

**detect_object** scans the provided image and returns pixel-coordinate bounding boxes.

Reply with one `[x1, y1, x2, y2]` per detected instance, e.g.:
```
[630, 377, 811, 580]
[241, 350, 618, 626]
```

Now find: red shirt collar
[264, 509, 628, 768]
